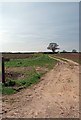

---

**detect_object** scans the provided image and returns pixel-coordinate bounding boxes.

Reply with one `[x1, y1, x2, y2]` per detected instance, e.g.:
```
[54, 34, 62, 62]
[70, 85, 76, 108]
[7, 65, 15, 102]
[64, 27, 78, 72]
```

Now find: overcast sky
[0, 2, 79, 52]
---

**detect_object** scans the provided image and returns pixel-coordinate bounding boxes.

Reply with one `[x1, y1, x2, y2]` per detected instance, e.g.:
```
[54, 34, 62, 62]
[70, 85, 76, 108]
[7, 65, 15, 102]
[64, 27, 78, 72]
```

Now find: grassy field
[1, 54, 57, 95]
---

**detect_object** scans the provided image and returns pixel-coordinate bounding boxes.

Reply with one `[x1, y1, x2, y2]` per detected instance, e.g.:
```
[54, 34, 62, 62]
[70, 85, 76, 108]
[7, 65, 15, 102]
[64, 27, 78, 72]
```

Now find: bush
[5, 80, 15, 86]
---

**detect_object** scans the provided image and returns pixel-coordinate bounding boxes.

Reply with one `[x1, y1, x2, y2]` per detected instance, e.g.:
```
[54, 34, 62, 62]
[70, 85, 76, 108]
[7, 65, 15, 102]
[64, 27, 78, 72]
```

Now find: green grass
[2, 87, 16, 95]
[26, 73, 41, 86]
[3, 54, 57, 95]
[1, 73, 41, 95]
[0, 83, 16, 95]
[5, 54, 57, 69]
[15, 73, 41, 87]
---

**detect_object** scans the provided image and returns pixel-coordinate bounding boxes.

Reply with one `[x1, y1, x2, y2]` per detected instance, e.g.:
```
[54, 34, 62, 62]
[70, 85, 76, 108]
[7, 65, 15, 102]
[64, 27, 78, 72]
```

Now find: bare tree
[47, 43, 59, 53]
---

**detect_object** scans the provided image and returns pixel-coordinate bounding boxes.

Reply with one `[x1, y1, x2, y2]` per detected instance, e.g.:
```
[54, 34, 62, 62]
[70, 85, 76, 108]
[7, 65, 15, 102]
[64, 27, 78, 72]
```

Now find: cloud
[0, 2, 79, 52]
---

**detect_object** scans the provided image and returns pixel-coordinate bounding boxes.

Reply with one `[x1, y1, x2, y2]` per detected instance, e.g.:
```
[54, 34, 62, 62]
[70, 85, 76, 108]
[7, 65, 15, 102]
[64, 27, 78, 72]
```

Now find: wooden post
[2, 57, 10, 84]
[2, 57, 5, 84]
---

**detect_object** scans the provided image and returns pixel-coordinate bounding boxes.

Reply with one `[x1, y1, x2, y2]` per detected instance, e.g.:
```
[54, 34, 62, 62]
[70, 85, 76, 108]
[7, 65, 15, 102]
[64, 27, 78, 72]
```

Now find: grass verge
[2, 54, 58, 95]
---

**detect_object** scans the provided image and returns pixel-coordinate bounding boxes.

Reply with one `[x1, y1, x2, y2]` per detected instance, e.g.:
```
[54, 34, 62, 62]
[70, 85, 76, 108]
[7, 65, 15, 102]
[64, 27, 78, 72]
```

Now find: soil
[35, 66, 49, 74]
[2, 58, 79, 118]
[5, 66, 48, 83]
[5, 66, 33, 81]
[53, 53, 80, 63]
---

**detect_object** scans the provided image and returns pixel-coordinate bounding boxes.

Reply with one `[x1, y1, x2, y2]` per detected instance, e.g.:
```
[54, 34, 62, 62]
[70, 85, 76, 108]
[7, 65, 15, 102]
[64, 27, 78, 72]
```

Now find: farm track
[2, 57, 79, 118]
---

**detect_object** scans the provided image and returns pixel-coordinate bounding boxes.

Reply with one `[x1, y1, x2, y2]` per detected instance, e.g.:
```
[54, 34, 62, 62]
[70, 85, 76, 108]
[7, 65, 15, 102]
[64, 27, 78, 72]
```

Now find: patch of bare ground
[35, 66, 49, 74]
[5, 66, 48, 81]
[2, 60, 79, 118]
[5, 67, 33, 80]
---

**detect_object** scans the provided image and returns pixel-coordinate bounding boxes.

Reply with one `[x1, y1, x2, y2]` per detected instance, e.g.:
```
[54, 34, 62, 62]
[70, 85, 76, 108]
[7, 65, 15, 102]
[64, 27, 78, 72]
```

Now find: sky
[0, 2, 79, 52]
[0, 0, 80, 2]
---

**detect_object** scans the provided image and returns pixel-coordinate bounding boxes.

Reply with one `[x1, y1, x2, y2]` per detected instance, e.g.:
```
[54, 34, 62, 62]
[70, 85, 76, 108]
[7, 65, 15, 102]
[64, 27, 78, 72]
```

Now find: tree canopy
[47, 43, 59, 53]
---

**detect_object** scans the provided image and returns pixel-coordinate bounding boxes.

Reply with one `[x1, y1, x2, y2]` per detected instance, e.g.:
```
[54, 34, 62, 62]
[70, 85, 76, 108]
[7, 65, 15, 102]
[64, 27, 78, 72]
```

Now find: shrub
[5, 80, 15, 87]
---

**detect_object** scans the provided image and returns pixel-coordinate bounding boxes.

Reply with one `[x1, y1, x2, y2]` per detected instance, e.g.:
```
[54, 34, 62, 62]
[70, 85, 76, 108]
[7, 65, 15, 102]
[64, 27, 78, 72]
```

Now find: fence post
[2, 57, 5, 84]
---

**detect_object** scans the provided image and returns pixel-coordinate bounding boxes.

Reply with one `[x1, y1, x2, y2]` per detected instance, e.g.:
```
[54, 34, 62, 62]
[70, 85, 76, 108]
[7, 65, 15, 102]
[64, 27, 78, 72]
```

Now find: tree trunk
[52, 48, 55, 53]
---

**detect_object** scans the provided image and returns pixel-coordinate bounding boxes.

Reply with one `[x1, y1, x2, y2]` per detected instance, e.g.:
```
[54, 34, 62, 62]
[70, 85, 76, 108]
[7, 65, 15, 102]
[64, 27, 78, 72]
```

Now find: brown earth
[5, 66, 48, 82]
[5, 66, 33, 81]
[52, 53, 80, 64]
[2, 53, 35, 59]
[2, 58, 80, 118]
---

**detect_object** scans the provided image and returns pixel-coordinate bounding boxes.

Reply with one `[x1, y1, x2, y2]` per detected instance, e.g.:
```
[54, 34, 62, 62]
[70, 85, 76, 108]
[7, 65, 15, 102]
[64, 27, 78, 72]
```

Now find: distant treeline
[1, 51, 80, 54]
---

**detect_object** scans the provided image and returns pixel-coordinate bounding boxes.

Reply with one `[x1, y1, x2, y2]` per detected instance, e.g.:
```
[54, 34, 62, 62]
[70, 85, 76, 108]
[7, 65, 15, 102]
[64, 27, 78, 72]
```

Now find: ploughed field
[2, 53, 39, 59]
[2, 52, 81, 63]
[50, 53, 81, 64]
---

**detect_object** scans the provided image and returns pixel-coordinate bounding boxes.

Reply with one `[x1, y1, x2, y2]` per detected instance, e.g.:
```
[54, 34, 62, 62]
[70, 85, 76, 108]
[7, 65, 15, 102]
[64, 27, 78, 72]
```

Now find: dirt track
[2, 58, 79, 118]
